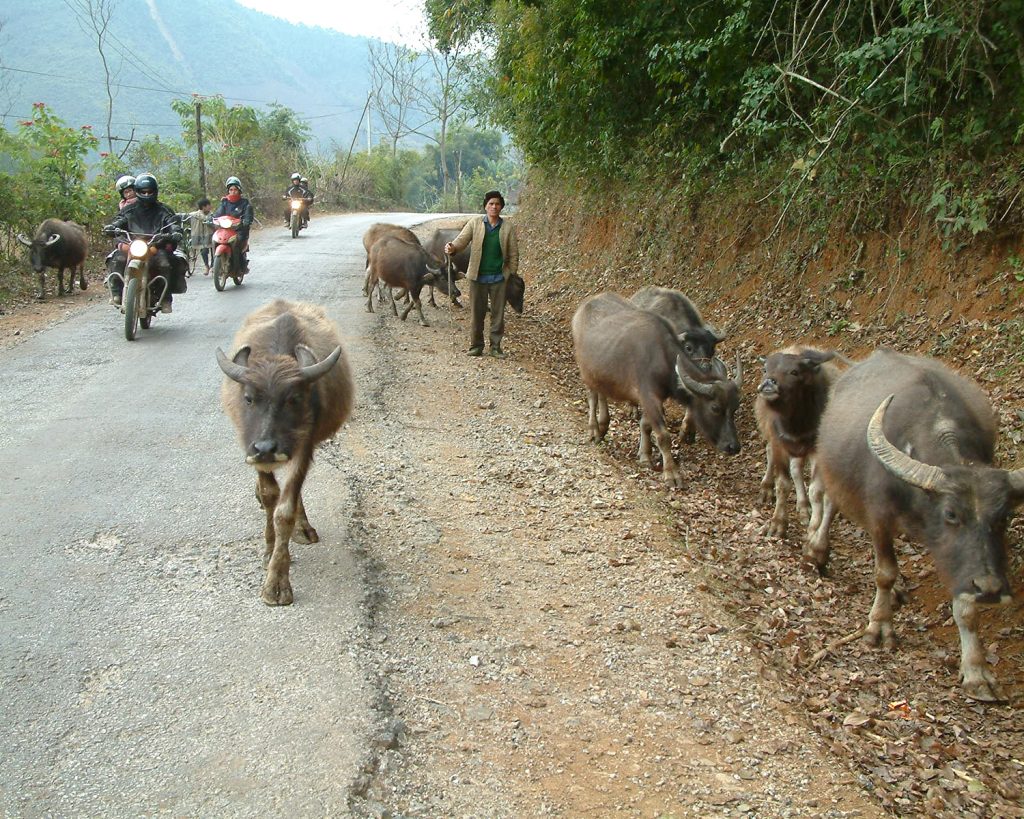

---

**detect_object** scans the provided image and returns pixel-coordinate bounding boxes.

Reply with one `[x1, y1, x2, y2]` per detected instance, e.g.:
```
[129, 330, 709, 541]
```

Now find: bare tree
[410, 41, 478, 201]
[367, 40, 422, 155]
[65, 0, 119, 154]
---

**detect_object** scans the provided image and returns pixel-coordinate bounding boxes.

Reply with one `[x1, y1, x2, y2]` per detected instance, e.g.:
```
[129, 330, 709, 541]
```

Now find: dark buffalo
[17, 218, 88, 299]
[361, 223, 421, 297]
[217, 300, 354, 606]
[755, 346, 846, 538]
[366, 235, 448, 326]
[425, 226, 468, 306]
[571, 292, 742, 488]
[810, 348, 1024, 700]
[631, 286, 724, 371]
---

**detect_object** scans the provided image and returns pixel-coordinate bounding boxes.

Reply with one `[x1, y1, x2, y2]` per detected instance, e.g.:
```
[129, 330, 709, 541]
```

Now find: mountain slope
[1, 0, 373, 148]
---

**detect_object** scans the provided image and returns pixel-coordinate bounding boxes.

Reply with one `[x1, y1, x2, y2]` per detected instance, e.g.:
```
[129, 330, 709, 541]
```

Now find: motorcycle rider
[103, 173, 187, 313]
[283, 172, 303, 225]
[213, 176, 254, 273]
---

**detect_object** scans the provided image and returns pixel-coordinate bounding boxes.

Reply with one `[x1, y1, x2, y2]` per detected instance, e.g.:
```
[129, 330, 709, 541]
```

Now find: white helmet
[116, 174, 136, 194]
[291, 173, 301, 183]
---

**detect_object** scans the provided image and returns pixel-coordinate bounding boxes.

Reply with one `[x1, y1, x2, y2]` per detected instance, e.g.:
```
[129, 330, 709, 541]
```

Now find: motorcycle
[105, 228, 175, 341]
[283, 195, 308, 238]
[210, 214, 248, 291]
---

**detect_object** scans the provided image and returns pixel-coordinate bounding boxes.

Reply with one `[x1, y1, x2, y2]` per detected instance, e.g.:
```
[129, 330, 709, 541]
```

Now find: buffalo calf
[218, 300, 354, 606]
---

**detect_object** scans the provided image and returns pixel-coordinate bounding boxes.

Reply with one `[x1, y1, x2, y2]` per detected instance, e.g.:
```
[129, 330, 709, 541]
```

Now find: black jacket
[109, 201, 181, 246]
[214, 196, 254, 228]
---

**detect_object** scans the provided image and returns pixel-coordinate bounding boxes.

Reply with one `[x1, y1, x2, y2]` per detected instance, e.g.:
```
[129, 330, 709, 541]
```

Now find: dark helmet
[134, 173, 158, 204]
[225, 176, 242, 191]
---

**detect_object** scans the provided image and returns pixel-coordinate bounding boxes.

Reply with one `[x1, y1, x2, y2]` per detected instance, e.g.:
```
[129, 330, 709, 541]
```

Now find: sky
[236, 0, 429, 47]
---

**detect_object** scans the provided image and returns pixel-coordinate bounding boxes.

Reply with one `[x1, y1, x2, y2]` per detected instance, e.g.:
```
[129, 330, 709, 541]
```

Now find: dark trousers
[469, 278, 507, 350]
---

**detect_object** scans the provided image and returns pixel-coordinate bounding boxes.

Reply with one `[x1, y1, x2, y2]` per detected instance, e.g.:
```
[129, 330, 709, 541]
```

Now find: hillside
[0, 0, 373, 148]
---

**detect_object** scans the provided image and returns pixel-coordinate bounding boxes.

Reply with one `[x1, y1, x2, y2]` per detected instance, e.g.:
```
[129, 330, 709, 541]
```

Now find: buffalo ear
[294, 344, 317, 367]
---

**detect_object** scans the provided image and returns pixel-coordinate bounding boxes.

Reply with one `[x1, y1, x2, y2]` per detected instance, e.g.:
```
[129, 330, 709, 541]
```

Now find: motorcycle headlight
[291, 200, 302, 209]
[129, 239, 149, 257]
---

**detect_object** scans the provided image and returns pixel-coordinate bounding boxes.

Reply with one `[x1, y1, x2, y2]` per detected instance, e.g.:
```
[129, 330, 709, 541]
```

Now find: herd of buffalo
[17, 215, 1022, 701]
[571, 283, 1023, 703]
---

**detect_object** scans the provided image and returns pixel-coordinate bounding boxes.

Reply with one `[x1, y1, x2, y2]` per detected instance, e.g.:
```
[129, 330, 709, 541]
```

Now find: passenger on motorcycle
[300, 177, 314, 223]
[283, 172, 310, 226]
[104, 175, 139, 285]
[214, 176, 254, 273]
[116, 175, 137, 209]
[103, 173, 188, 313]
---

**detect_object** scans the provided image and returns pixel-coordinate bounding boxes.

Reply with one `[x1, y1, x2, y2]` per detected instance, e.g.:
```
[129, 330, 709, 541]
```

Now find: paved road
[0, 213, 428, 817]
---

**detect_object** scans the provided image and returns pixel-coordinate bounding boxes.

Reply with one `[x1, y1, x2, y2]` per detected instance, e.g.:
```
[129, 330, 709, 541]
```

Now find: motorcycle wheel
[213, 255, 226, 292]
[232, 275, 244, 286]
[291, 213, 299, 239]
[140, 315, 152, 330]
[124, 278, 139, 341]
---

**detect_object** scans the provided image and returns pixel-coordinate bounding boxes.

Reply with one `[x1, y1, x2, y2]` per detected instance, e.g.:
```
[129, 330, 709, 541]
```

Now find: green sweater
[478, 222, 504, 282]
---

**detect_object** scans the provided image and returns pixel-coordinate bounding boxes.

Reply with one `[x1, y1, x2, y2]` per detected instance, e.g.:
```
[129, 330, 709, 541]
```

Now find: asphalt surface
[0, 213, 428, 817]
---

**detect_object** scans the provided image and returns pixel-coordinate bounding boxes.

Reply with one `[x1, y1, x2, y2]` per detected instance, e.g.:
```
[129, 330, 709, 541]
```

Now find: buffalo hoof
[863, 620, 895, 650]
[79, 277, 88, 290]
[757, 485, 774, 506]
[292, 524, 319, 545]
[261, 575, 293, 606]
[962, 671, 1004, 702]
[765, 517, 787, 539]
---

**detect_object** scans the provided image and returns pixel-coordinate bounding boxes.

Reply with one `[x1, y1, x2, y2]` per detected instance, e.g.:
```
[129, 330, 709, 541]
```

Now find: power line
[0, 64, 367, 115]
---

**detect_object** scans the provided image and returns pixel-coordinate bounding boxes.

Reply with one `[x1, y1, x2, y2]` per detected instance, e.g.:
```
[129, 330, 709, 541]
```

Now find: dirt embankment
[494, 185, 1024, 816]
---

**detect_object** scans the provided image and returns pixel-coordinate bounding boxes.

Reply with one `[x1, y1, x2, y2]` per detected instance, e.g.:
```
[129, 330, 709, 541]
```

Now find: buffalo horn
[16, 234, 32, 247]
[867, 395, 953, 492]
[45, 233, 61, 246]
[297, 344, 342, 383]
[1008, 469, 1024, 496]
[677, 369, 716, 398]
[216, 346, 251, 384]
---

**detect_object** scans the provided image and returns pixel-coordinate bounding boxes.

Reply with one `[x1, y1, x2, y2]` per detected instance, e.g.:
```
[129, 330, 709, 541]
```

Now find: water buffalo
[755, 346, 845, 538]
[809, 348, 1024, 700]
[631, 286, 724, 371]
[17, 218, 88, 299]
[426, 226, 469, 306]
[217, 299, 354, 606]
[361, 223, 421, 297]
[366, 235, 448, 326]
[571, 292, 742, 488]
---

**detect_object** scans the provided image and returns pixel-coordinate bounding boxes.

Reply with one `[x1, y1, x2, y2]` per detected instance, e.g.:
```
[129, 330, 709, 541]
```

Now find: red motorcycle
[210, 214, 247, 291]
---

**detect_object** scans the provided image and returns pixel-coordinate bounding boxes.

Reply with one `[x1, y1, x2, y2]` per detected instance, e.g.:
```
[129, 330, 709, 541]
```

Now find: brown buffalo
[365, 235, 448, 326]
[571, 292, 742, 488]
[755, 345, 846, 539]
[810, 348, 1024, 700]
[17, 218, 88, 299]
[218, 300, 354, 606]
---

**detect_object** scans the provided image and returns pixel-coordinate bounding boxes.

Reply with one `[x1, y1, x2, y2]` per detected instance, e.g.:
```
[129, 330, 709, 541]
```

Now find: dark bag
[506, 272, 525, 314]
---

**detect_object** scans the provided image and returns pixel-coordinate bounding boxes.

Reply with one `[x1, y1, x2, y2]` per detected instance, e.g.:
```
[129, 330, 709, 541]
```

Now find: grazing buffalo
[426, 226, 468, 306]
[755, 346, 845, 538]
[217, 300, 354, 606]
[17, 218, 88, 299]
[809, 348, 1024, 700]
[571, 292, 742, 488]
[366, 235, 448, 326]
[631, 286, 724, 371]
[361, 223, 421, 297]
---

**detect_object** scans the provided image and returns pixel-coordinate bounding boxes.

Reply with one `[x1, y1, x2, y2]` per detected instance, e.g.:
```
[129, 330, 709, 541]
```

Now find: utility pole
[195, 100, 207, 196]
[341, 95, 372, 185]
[367, 101, 372, 153]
